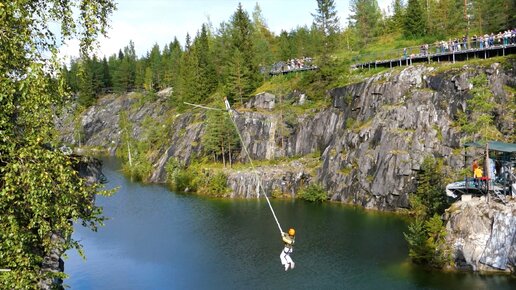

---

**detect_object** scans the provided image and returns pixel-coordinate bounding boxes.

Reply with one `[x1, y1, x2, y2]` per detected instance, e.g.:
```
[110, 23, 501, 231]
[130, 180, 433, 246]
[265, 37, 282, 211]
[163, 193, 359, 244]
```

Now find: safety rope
[224, 103, 284, 236]
[184, 100, 285, 236]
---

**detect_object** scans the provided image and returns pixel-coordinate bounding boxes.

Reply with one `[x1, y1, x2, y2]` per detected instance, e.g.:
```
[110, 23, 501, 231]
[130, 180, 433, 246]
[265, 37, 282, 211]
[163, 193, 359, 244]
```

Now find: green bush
[404, 214, 451, 267]
[200, 171, 229, 196]
[404, 156, 451, 268]
[298, 183, 327, 202]
[173, 167, 198, 192]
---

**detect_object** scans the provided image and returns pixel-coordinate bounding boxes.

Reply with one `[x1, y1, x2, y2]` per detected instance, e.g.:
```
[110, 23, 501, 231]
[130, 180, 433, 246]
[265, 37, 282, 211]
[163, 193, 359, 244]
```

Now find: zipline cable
[184, 100, 284, 236]
[224, 101, 284, 236]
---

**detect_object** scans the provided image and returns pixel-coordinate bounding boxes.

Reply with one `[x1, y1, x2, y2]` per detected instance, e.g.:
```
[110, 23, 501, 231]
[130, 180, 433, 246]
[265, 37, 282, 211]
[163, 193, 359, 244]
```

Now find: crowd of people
[402, 28, 516, 58]
[269, 56, 317, 75]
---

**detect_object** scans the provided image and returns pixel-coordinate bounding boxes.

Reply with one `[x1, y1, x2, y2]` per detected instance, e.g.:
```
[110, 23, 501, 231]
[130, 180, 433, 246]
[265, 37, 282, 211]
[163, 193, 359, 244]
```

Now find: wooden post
[125, 129, 132, 167]
[485, 143, 490, 203]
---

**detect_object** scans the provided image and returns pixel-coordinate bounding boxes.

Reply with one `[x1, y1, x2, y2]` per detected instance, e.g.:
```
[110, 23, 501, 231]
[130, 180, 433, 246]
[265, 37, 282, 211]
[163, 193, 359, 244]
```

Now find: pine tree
[195, 24, 218, 99]
[349, 0, 381, 46]
[177, 33, 199, 106]
[101, 56, 112, 90]
[148, 43, 162, 91]
[203, 109, 240, 167]
[403, 0, 426, 37]
[312, 0, 341, 62]
[386, 0, 405, 33]
[164, 38, 183, 91]
[227, 3, 259, 103]
[227, 49, 250, 105]
[278, 30, 296, 61]
[252, 3, 275, 71]
[471, 0, 515, 34]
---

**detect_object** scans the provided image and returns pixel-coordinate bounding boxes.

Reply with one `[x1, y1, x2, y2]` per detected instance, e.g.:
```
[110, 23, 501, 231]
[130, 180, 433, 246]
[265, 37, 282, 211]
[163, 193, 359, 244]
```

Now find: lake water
[65, 158, 516, 289]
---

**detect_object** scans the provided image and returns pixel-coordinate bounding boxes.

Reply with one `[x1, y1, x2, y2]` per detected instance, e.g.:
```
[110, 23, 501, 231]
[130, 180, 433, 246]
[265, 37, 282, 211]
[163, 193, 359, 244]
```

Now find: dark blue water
[65, 158, 516, 289]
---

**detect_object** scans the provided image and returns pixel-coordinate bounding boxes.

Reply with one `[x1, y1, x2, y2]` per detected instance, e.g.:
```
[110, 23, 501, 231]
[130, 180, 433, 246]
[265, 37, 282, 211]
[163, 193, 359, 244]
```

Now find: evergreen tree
[252, 3, 275, 72]
[195, 24, 218, 99]
[403, 0, 426, 37]
[163, 38, 183, 91]
[471, 0, 515, 34]
[227, 49, 250, 105]
[177, 33, 199, 106]
[278, 30, 296, 61]
[415, 157, 447, 217]
[65, 59, 81, 93]
[349, 0, 382, 46]
[113, 41, 137, 92]
[227, 3, 259, 103]
[386, 0, 405, 32]
[148, 43, 162, 91]
[101, 56, 112, 90]
[312, 0, 341, 62]
[427, 0, 465, 37]
[77, 56, 104, 106]
[203, 109, 240, 167]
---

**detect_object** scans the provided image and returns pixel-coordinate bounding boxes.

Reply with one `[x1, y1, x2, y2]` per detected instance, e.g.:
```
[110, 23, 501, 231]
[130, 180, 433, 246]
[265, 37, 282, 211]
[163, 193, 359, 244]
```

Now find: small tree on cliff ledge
[0, 1, 115, 288]
[404, 156, 451, 267]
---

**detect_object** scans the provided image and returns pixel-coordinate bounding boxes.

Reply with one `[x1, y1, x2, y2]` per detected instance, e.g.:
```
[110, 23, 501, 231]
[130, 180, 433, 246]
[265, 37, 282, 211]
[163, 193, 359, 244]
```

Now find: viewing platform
[352, 44, 516, 70]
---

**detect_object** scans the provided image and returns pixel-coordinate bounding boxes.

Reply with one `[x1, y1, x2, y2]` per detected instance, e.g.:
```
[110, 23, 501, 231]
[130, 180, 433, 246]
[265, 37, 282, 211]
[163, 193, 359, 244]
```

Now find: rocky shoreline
[445, 197, 516, 273]
[56, 61, 515, 275]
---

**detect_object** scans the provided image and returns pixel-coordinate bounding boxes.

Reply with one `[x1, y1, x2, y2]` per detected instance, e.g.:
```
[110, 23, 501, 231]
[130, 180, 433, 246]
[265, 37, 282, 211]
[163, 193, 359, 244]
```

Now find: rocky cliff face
[58, 62, 515, 210]
[444, 198, 516, 273]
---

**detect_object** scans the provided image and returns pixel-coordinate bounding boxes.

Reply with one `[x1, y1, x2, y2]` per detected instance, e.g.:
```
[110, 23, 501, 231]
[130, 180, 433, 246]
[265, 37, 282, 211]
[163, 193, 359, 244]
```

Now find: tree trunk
[221, 143, 226, 168]
[228, 141, 232, 168]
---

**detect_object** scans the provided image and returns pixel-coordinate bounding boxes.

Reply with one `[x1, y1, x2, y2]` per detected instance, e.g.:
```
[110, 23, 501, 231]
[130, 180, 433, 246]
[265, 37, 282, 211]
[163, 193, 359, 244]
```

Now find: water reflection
[65, 158, 516, 290]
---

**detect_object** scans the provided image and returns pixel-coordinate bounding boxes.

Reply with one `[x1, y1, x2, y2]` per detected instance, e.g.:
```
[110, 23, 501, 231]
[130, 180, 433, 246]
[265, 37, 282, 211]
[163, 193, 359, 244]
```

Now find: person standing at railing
[462, 35, 468, 50]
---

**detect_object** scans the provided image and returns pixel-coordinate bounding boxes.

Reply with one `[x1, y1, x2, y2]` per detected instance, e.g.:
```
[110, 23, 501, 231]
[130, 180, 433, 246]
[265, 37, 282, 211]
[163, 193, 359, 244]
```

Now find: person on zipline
[280, 228, 296, 271]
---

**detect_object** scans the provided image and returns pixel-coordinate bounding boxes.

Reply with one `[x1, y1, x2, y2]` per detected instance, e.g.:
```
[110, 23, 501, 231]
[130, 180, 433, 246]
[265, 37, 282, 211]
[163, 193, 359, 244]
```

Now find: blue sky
[59, 0, 390, 60]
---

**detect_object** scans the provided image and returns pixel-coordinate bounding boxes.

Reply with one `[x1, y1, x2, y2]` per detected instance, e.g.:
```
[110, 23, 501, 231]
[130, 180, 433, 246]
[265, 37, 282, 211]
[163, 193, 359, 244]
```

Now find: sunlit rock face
[57, 62, 515, 211]
[444, 199, 516, 273]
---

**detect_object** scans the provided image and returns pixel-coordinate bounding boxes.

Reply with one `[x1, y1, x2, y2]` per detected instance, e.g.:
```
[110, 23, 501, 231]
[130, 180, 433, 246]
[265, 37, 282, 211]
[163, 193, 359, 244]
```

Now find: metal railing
[352, 38, 516, 66]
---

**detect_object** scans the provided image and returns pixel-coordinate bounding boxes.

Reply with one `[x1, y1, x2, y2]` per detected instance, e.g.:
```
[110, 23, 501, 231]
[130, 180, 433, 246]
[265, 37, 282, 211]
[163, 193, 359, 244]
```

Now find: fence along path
[352, 42, 516, 70]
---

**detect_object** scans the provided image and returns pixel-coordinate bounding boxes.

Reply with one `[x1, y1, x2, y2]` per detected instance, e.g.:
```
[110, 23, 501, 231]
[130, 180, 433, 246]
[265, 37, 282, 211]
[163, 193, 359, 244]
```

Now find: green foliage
[298, 183, 327, 202]
[404, 217, 431, 263]
[415, 156, 448, 217]
[198, 171, 230, 196]
[165, 158, 229, 196]
[404, 0, 426, 37]
[0, 0, 115, 288]
[470, 0, 515, 34]
[312, 0, 341, 62]
[404, 214, 451, 267]
[425, 214, 450, 267]
[349, 0, 382, 47]
[458, 73, 502, 141]
[202, 109, 240, 167]
[404, 156, 451, 268]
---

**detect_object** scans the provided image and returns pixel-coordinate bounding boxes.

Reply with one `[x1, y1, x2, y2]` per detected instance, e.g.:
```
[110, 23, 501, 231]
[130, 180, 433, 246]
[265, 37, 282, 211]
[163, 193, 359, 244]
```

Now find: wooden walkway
[353, 44, 516, 69]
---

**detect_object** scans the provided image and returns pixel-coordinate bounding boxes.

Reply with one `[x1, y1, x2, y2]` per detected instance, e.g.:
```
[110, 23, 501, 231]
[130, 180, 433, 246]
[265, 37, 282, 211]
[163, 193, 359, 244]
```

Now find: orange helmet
[288, 228, 295, 236]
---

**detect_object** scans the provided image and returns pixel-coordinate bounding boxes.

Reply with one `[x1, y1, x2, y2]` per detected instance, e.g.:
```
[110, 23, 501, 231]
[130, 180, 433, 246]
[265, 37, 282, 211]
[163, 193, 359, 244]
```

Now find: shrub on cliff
[298, 183, 327, 202]
[404, 156, 451, 268]
[198, 171, 230, 197]
[165, 159, 199, 193]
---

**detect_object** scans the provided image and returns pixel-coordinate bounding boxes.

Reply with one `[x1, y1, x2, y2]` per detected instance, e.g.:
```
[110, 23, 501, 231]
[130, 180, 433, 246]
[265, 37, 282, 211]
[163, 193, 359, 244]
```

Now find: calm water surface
[65, 158, 516, 289]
